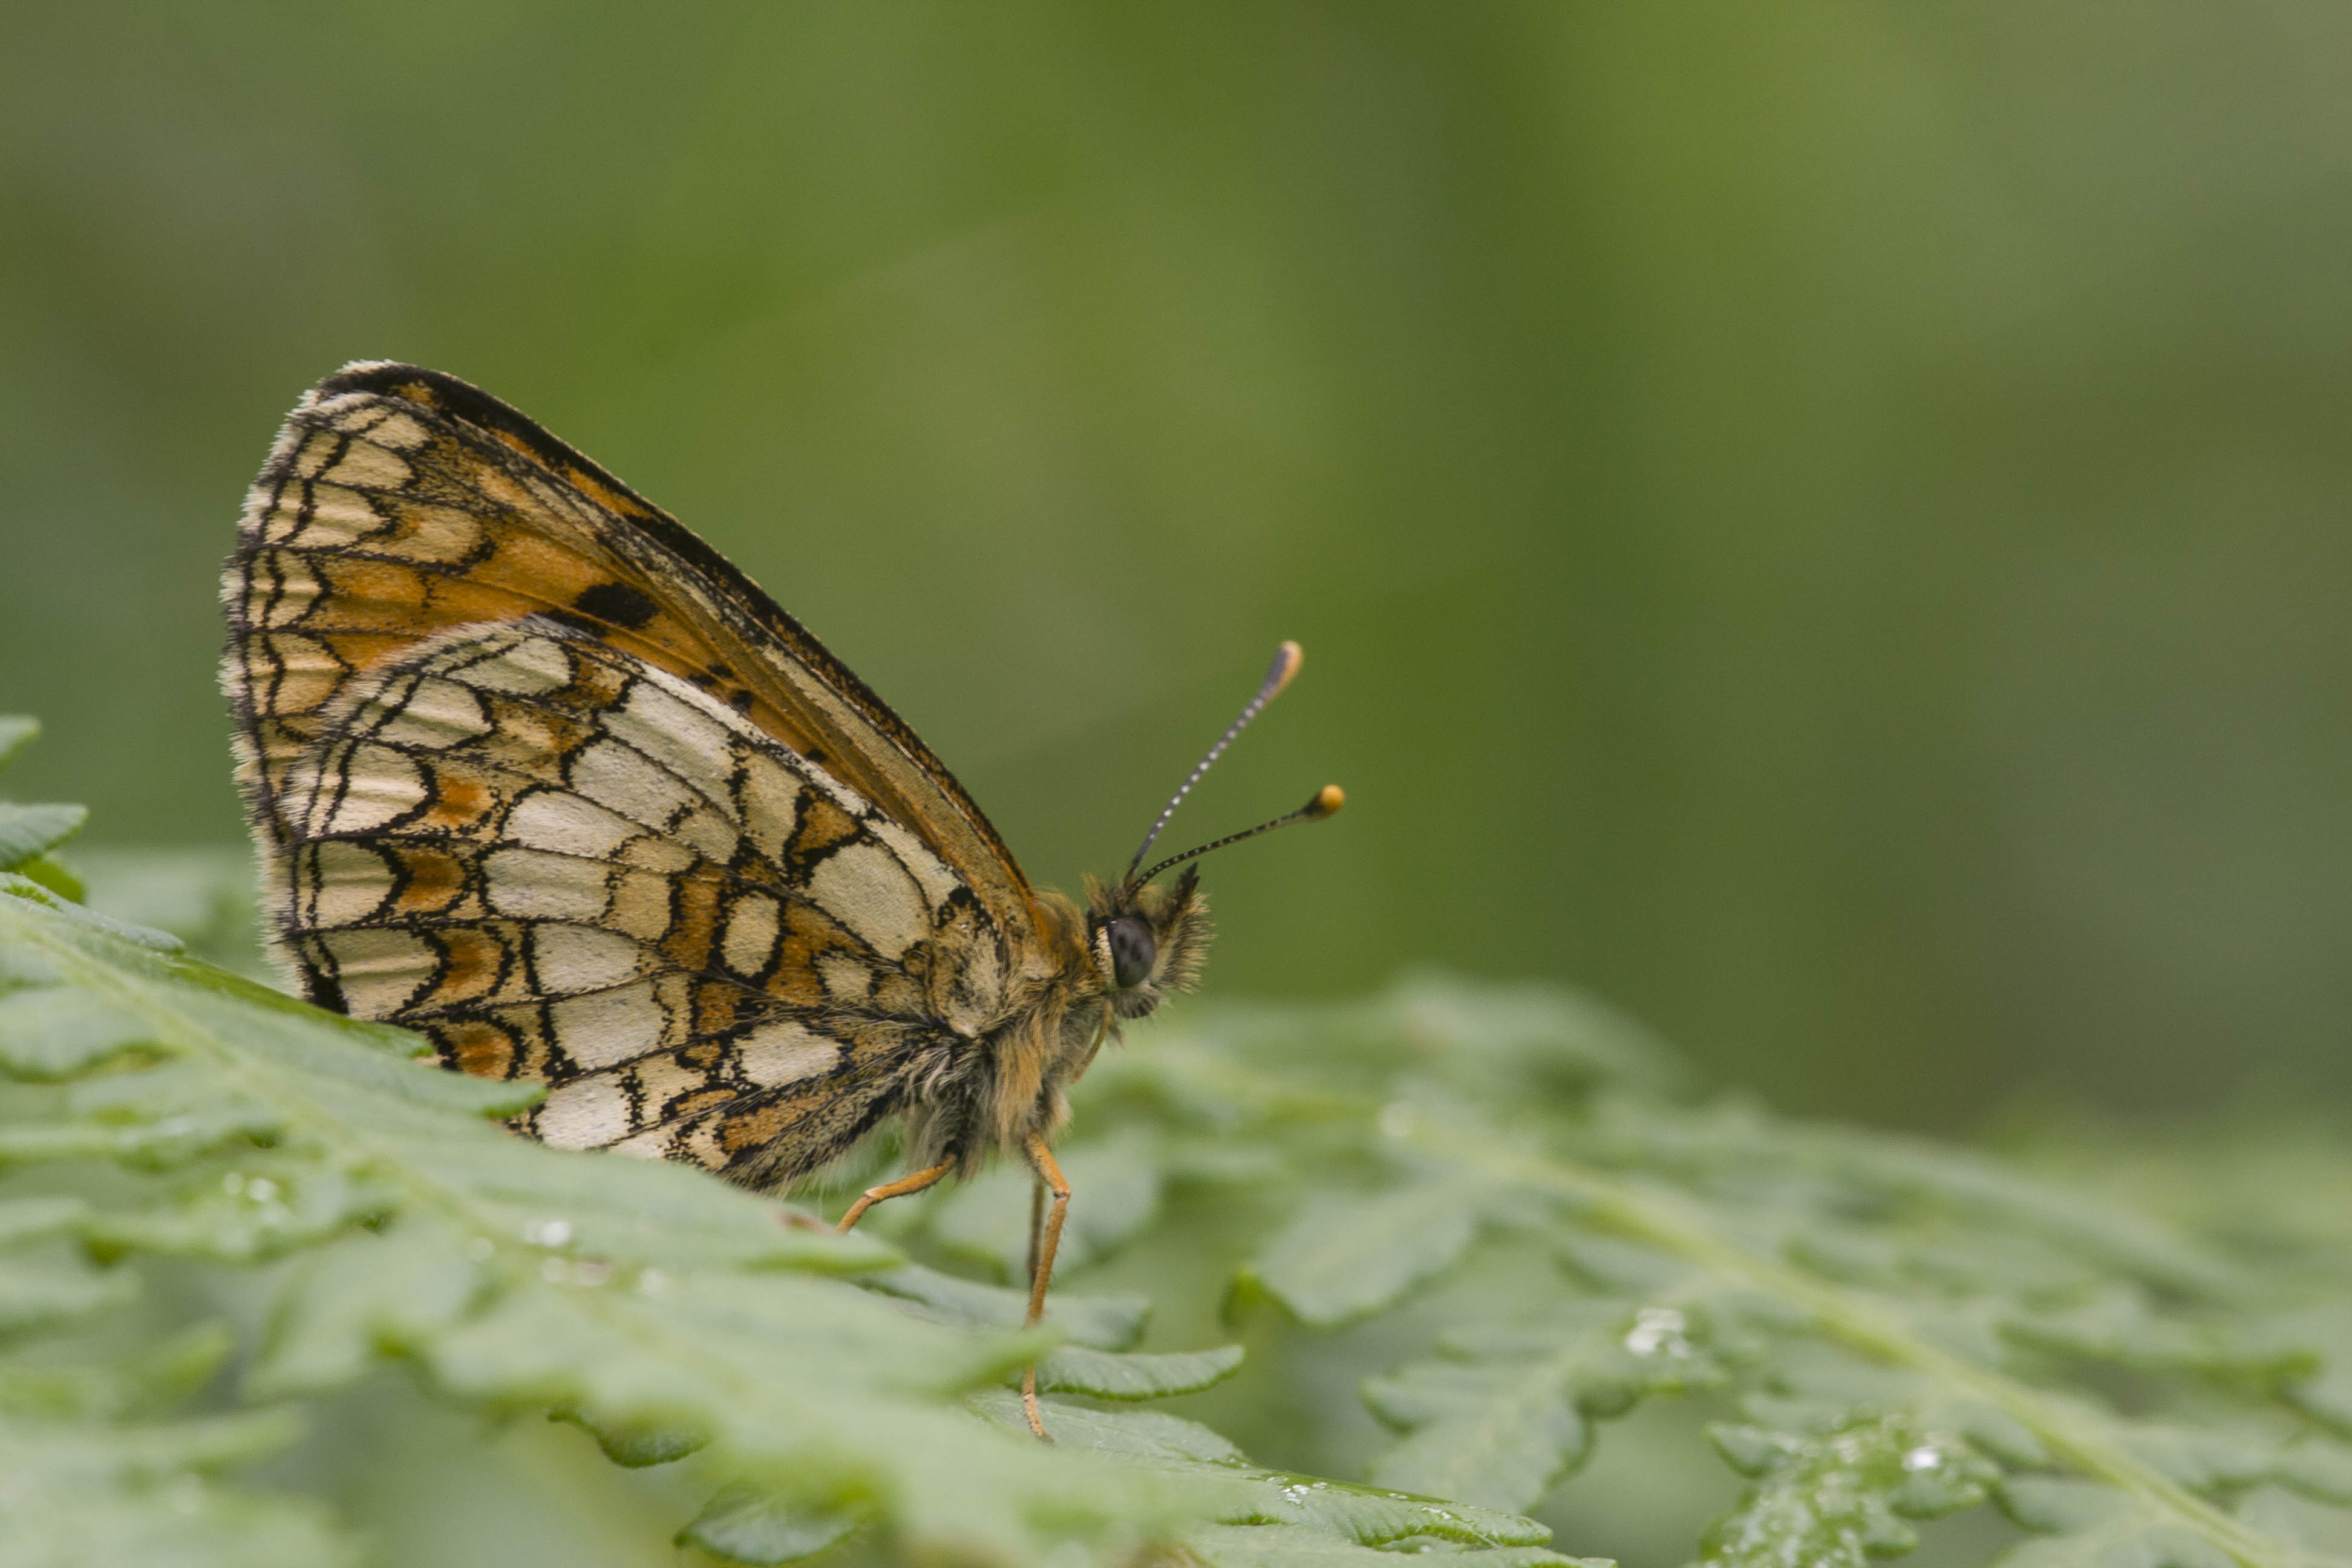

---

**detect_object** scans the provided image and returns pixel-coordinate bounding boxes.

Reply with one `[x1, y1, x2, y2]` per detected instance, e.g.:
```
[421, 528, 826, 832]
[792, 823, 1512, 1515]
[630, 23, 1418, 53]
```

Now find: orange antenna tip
[1269, 640, 1304, 696]
[1132, 778, 1347, 886]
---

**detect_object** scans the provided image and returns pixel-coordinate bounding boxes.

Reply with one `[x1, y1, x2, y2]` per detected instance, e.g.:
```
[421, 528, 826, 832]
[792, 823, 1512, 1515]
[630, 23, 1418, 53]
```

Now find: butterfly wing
[223, 361, 1046, 962]
[223, 364, 1060, 1185]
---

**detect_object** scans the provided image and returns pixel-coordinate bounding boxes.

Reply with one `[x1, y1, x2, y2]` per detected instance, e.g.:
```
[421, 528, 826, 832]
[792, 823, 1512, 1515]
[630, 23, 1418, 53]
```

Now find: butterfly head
[1084, 867, 1209, 1020]
[1087, 641, 1344, 1021]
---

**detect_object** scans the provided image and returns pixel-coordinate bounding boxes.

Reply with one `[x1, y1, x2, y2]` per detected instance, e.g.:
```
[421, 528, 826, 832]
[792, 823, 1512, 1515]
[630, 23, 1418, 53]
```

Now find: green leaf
[0, 1194, 87, 1248]
[1363, 1297, 1734, 1511]
[0, 985, 157, 1078]
[1032, 1343, 1246, 1400]
[2, 871, 182, 951]
[0, 1252, 138, 1334]
[0, 988, 356, 1568]
[2004, 1288, 2316, 1385]
[983, 1394, 1564, 1553]
[1700, 1412, 1996, 1568]
[1993, 1478, 2239, 1568]
[1181, 1521, 1604, 1566]
[0, 1322, 234, 1425]
[1067, 981, 2352, 1567]
[679, 1481, 871, 1565]
[0, 717, 38, 771]
[14, 854, 84, 903]
[0, 1408, 358, 1568]
[251, 1220, 488, 1397]
[0, 802, 87, 872]
[860, 1260, 1149, 1350]
[1245, 1174, 1497, 1327]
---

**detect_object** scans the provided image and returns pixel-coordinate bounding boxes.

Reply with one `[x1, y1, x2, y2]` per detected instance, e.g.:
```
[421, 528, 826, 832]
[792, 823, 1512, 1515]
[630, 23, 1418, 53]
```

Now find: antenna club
[1123, 639, 1319, 884]
[1269, 640, 1304, 696]
[1308, 783, 1344, 818]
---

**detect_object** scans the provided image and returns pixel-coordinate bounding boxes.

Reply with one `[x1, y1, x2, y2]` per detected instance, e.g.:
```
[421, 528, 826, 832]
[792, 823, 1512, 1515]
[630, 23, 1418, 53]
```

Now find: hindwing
[268, 620, 1011, 1185]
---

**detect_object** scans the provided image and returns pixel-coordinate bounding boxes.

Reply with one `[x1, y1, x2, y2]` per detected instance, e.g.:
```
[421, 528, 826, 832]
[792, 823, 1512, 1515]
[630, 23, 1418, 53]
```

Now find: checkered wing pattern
[223, 364, 1054, 1185]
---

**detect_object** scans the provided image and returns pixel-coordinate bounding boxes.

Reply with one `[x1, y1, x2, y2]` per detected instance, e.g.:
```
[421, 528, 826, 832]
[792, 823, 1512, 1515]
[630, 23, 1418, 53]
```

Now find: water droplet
[1902, 1445, 1942, 1472]
[1624, 1305, 1691, 1357]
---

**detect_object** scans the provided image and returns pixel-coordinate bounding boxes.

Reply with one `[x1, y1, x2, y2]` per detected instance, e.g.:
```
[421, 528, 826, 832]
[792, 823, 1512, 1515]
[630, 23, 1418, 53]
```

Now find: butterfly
[220, 362, 1338, 1433]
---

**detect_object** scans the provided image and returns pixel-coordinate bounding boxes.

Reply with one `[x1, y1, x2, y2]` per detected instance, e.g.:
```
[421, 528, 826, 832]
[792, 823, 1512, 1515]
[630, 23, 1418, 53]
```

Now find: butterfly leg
[835, 1158, 955, 1233]
[1024, 1172, 1047, 1296]
[1017, 1134, 1071, 1439]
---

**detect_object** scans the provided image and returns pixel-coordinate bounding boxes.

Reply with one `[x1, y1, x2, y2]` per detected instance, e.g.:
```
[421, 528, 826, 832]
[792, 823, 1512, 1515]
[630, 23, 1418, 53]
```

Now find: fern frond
[0, 1151, 357, 1565]
[1033, 976, 2352, 1568]
[16, 713, 2351, 1566]
[0, 718, 1577, 1567]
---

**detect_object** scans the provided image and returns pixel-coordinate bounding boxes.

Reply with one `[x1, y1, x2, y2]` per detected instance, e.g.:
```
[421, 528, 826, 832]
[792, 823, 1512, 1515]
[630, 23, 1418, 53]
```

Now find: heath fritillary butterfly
[221, 362, 1338, 1432]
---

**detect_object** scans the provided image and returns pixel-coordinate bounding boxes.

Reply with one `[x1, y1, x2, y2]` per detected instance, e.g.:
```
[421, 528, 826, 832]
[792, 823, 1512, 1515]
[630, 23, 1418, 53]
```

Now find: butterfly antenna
[1125, 641, 1341, 887]
[1134, 783, 1344, 887]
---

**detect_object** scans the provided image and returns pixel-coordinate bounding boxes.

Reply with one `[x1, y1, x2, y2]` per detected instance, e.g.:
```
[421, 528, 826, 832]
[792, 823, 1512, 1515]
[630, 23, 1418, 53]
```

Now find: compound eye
[1105, 915, 1156, 990]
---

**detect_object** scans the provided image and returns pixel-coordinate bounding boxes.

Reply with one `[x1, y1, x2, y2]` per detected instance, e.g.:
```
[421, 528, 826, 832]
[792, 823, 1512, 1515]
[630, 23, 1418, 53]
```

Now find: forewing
[222, 361, 1045, 966]
[271, 620, 1009, 1187]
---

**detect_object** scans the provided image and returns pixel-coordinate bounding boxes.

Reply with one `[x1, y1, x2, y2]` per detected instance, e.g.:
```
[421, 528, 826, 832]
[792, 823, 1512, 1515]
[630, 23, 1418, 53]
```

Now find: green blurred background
[5, 2, 2350, 1132]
